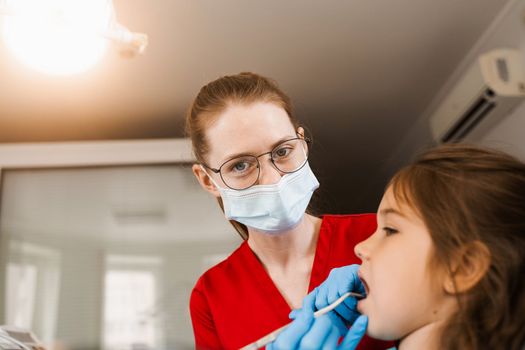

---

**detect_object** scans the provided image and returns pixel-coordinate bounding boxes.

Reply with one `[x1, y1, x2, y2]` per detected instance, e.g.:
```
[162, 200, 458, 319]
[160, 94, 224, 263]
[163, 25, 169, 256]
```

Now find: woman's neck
[247, 214, 322, 267]
[398, 320, 445, 350]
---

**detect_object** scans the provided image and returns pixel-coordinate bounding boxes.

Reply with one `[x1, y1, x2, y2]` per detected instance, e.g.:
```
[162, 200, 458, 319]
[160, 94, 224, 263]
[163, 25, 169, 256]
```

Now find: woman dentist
[186, 72, 391, 349]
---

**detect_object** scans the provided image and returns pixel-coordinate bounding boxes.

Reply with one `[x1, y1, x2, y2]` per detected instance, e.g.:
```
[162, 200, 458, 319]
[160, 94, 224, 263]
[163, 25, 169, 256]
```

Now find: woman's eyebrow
[222, 135, 297, 161]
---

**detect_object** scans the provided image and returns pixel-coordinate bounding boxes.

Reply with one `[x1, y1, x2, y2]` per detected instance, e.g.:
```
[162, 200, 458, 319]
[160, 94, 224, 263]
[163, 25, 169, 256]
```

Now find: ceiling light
[0, 0, 148, 75]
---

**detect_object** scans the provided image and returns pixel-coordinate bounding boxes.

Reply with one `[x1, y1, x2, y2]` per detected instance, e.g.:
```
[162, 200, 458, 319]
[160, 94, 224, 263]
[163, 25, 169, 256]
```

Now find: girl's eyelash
[383, 227, 398, 236]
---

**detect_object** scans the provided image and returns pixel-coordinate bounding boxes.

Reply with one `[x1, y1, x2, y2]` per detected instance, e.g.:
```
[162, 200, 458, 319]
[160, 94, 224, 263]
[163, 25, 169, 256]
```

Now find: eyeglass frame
[201, 134, 311, 190]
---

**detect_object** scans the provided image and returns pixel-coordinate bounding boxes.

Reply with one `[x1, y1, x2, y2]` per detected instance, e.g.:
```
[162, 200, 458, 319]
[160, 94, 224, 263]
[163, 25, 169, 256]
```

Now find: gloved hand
[289, 265, 365, 329]
[267, 288, 368, 350]
[314, 264, 365, 325]
[288, 288, 346, 337]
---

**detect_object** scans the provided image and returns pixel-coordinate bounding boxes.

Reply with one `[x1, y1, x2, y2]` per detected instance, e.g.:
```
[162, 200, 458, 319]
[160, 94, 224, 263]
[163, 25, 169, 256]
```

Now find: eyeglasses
[202, 136, 311, 190]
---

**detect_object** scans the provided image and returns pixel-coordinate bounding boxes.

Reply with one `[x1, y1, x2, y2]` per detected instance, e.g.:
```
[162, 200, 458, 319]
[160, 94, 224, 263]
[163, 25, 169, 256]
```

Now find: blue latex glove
[314, 264, 365, 325]
[267, 290, 368, 350]
[289, 264, 365, 335]
[288, 288, 347, 337]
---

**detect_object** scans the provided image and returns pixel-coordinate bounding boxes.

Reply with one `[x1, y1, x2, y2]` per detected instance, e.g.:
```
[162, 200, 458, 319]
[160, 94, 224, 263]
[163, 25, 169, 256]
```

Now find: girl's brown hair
[388, 144, 525, 350]
[185, 72, 300, 239]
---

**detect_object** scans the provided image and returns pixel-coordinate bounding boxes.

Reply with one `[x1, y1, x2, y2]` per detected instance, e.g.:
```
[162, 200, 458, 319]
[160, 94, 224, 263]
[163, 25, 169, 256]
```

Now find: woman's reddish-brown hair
[388, 143, 525, 350]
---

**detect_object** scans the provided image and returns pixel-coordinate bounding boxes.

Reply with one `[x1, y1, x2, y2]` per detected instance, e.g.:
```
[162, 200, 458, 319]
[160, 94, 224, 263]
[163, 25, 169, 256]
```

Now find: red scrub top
[190, 214, 393, 349]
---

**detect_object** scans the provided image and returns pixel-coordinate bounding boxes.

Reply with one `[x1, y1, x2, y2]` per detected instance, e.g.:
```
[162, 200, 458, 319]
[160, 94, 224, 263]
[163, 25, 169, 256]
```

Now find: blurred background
[0, 0, 524, 349]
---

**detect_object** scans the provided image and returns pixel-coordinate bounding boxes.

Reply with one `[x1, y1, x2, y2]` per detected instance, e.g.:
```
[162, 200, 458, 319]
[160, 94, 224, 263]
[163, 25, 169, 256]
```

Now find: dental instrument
[239, 292, 364, 350]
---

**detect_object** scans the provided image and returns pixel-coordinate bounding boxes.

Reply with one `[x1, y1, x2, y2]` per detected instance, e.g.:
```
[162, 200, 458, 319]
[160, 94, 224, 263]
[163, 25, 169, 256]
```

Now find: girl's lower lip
[357, 299, 365, 313]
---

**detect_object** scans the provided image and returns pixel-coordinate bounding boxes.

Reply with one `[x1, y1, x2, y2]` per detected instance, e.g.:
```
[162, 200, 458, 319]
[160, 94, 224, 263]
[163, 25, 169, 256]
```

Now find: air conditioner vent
[430, 48, 525, 143]
[441, 89, 496, 143]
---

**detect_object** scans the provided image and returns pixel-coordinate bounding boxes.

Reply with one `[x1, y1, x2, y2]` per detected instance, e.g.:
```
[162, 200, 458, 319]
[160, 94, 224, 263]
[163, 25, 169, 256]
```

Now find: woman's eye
[233, 162, 248, 172]
[274, 146, 292, 158]
[383, 227, 398, 236]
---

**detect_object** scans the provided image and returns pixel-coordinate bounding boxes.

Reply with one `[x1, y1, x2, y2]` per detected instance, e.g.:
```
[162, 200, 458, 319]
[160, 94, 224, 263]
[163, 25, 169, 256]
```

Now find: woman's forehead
[205, 102, 297, 162]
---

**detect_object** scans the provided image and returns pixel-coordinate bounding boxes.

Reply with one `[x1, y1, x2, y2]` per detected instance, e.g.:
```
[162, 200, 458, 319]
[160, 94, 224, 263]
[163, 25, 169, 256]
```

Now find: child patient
[268, 144, 525, 350]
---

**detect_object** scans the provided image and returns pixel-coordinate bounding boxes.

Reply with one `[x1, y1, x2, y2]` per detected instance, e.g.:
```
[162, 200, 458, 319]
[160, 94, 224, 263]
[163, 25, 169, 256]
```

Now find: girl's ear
[443, 240, 491, 294]
[192, 164, 221, 198]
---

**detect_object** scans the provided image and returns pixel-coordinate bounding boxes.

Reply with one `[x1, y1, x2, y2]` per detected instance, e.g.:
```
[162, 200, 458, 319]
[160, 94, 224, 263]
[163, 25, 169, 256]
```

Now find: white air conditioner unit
[430, 48, 525, 143]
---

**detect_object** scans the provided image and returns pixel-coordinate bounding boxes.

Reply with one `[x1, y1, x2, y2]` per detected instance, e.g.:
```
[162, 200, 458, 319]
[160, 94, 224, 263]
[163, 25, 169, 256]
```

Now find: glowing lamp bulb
[3, 0, 113, 75]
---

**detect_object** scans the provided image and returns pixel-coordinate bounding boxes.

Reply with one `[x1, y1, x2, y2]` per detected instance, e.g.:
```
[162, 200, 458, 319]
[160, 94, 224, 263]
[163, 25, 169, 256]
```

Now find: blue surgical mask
[205, 162, 320, 234]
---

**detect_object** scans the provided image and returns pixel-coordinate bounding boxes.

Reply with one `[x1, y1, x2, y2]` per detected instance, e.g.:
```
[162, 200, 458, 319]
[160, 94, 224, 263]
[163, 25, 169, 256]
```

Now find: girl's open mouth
[358, 272, 370, 297]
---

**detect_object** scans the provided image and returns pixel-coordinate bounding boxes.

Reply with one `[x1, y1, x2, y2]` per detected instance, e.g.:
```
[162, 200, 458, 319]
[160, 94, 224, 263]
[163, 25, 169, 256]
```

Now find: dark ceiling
[0, 0, 509, 212]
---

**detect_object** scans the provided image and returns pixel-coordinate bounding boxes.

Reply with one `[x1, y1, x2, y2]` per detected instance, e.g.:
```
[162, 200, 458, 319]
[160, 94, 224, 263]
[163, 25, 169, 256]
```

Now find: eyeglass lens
[219, 138, 308, 190]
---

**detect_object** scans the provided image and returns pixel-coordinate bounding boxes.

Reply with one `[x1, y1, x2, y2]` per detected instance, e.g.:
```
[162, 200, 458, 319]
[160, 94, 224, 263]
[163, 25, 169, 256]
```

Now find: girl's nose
[354, 234, 373, 261]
